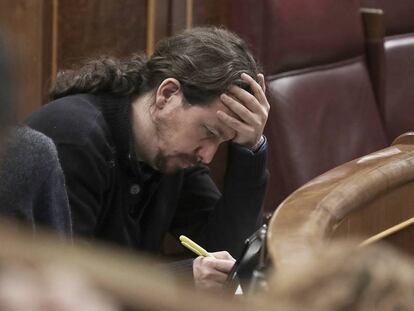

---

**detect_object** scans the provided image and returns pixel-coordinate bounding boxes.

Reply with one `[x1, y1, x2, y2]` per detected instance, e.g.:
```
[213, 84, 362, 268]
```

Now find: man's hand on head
[218, 73, 270, 149]
[193, 251, 235, 292]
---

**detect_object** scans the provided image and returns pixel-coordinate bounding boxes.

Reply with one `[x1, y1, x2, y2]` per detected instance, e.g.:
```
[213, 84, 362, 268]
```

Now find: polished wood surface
[393, 132, 414, 145]
[360, 217, 414, 246]
[267, 132, 414, 270]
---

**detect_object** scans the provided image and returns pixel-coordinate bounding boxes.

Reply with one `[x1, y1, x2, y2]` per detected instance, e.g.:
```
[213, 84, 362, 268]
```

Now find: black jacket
[27, 94, 267, 258]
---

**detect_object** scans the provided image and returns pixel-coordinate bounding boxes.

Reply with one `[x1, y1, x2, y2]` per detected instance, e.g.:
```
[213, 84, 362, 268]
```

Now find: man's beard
[154, 151, 200, 174]
[152, 119, 200, 174]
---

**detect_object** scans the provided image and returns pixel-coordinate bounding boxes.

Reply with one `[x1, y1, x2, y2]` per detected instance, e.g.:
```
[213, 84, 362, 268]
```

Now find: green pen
[179, 235, 212, 257]
[180, 235, 243, 295]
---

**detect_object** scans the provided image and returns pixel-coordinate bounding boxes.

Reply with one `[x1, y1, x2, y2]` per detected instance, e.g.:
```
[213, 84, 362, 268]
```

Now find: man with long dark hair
[27, 27, 269, 289]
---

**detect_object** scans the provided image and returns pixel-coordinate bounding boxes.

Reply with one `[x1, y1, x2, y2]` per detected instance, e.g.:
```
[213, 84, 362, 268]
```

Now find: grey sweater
[0, 127, 72, 236]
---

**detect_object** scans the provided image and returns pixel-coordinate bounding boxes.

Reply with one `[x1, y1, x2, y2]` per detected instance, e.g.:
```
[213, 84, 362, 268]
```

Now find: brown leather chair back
[267, 132, 414, 271]
[362, 0, 414, 142]
[259, 0, 388, 211]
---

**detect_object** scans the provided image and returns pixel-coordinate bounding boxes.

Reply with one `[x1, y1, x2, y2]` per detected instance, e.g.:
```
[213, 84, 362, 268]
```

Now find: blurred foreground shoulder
[0, 126, 72, 236]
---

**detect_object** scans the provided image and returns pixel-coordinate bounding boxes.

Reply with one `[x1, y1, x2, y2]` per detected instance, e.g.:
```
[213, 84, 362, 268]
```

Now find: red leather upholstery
[384, 35, 414, 140]
[261, 0, 365, 75]
[261, 0, 388, 211]
[226, 0, 265, 62]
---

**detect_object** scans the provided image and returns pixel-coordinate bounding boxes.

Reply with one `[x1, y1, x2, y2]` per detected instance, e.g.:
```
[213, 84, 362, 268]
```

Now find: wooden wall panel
[0, 0, 53, 119]
[192, 0, 229, 27]
[150, 0, 190, 52]
[171, 0, 187, 34]
[57, 0, 147, 69]
[154, 0, 171, 43]
[0, 0, 232, 119]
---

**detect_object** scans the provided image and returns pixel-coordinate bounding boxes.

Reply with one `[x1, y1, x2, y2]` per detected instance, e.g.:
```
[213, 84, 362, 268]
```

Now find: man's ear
[154, 78, 181, 109]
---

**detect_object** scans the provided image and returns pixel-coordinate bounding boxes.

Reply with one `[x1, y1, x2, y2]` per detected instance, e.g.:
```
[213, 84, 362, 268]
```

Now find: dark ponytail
[51, 27, 260, 105]
[50, 54, 148, 99]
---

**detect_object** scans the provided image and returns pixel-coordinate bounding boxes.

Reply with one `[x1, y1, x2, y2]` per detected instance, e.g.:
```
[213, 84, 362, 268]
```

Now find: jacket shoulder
[26, 94, 108, 146]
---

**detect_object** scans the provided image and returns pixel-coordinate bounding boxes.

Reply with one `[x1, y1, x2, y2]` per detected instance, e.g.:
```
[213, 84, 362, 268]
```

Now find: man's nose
[197, 141, 220, 164]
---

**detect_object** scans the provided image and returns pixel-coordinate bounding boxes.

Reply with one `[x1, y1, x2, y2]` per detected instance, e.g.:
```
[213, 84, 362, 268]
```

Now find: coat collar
[98, 94, 158, 181]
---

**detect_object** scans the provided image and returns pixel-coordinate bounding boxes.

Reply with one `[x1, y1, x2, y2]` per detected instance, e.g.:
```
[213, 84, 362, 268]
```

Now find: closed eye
[204, 125, 219, 138]
[203, 125, 233, 142]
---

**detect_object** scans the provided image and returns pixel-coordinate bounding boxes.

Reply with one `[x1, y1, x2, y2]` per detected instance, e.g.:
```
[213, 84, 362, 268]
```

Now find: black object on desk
[224, 224, 269, 295]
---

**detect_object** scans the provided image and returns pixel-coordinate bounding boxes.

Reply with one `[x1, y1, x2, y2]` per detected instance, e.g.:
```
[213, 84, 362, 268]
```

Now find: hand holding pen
[180, 235, 235, 291]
